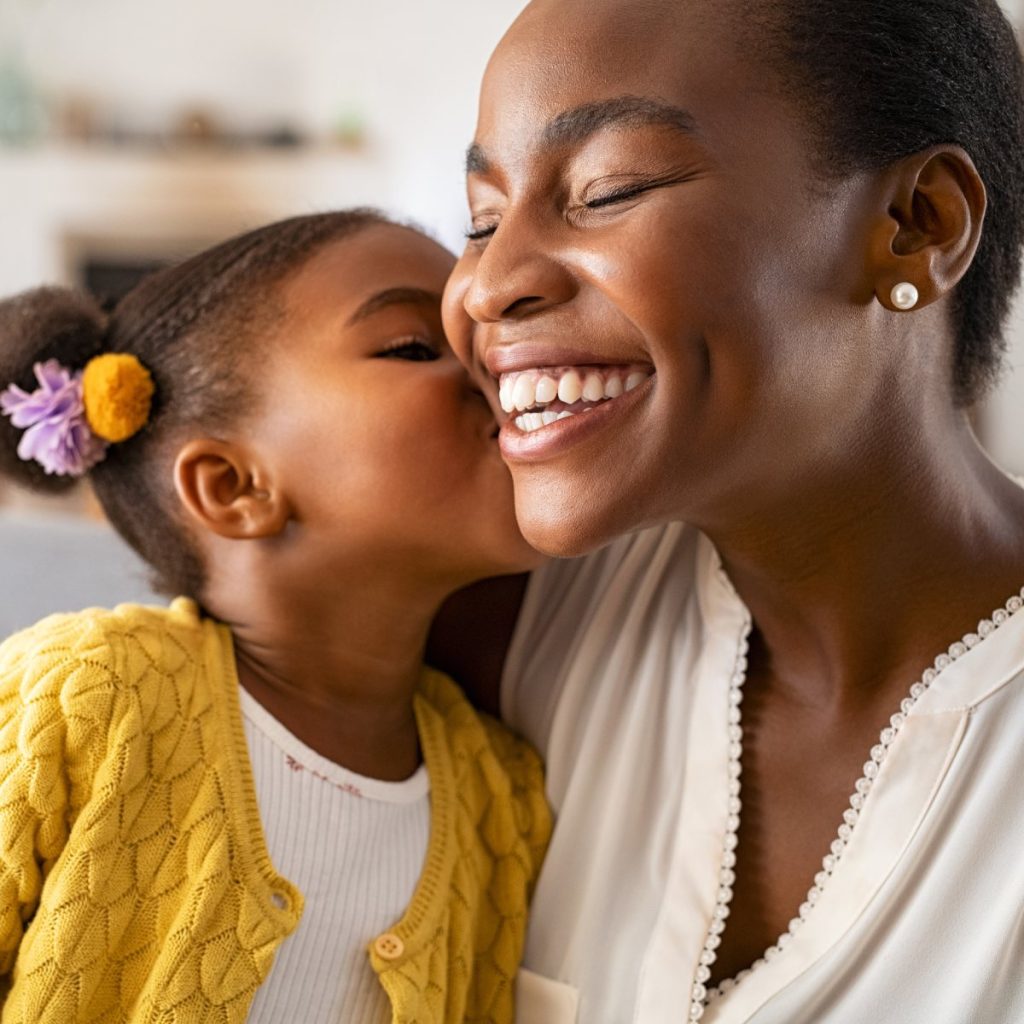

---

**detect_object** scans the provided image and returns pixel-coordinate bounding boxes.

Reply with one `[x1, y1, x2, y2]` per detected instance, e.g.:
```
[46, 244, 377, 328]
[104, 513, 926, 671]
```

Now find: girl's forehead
[285, 227, 454, 317]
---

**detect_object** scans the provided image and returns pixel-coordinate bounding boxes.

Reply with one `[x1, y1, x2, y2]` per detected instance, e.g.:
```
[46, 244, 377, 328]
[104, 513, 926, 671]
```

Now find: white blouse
[502, 521, 1024, 1024]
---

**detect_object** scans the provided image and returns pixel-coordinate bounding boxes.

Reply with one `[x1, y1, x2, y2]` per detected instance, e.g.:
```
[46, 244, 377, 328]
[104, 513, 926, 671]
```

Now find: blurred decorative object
[0, 48, 45, 145]
[61, 107, 312, 151]
[333, 106, 368, 151]
[54, 94, 97, 142]
[260, 124, 303, 149]
[174, 105, 222, 146]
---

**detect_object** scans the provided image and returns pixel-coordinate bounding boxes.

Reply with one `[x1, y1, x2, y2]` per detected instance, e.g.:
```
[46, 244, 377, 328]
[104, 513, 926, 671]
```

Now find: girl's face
[443, 0, 915, 557]
[253, 224, 540, 586]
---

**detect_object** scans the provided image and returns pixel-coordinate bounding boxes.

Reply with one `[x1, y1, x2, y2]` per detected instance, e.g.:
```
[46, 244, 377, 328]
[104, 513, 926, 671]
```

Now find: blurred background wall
[0, 0, 1022, 629]
[0, 0, 526, 277]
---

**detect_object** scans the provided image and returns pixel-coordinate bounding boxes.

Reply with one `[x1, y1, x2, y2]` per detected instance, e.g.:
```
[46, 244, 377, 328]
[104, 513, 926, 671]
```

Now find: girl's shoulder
[0, 594, 204, 662]
[0, 597, 210, 723]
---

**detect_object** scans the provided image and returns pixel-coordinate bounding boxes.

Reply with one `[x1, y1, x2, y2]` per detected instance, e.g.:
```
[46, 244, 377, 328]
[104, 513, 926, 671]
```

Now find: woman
[438, 0, 1024, 1021]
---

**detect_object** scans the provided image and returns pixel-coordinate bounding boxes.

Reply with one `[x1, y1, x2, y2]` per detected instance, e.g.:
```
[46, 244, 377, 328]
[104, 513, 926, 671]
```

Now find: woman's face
[443, 0, 906, 556]
[253, 224, 541, 586]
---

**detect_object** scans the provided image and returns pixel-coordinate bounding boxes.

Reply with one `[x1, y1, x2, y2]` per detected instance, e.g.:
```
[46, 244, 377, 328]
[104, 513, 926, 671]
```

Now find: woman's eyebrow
[345, 287, 441, 326]
[465, 95, 700, 175]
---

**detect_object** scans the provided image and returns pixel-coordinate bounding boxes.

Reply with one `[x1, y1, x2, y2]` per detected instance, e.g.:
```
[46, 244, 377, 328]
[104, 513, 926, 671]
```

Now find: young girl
[0, 210, 550, 1024]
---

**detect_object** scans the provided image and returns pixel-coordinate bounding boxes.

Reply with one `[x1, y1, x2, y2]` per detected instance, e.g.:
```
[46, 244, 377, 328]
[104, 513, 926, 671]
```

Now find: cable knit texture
[0, 599, 550, 1023]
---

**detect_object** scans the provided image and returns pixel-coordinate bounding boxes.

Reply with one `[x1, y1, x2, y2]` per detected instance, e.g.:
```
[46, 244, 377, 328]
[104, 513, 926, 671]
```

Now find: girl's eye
[465, 223, 498, 242]
[378, 339, 440, 362]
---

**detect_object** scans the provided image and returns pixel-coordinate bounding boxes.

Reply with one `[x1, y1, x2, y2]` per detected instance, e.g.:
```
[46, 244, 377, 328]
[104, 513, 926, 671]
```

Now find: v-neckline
[676, 542, 1024, 1023]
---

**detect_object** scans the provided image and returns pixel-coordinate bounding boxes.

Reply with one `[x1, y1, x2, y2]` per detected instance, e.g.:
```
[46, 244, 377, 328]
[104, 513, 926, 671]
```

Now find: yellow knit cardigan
[0, 599, 550, 1023]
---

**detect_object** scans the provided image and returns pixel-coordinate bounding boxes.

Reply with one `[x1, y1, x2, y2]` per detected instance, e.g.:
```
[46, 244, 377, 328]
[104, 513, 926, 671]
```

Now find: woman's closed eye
[464, 172, 695, 242]
[580, 169, 698, 211]
[583, 182, 657, 209]
[463, 182, 660, 241]
[377, 338, 441, 362]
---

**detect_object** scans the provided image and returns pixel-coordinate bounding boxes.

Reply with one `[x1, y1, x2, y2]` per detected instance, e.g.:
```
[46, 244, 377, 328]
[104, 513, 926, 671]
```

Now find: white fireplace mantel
[0, 143, 392, 296]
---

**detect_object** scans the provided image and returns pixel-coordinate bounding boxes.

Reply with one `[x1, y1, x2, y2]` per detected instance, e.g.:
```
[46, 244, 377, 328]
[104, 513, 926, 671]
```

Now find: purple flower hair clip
[0, 360, 108, 477]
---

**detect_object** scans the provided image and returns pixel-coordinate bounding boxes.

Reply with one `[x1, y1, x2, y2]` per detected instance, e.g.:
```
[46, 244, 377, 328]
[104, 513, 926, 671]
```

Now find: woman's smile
[494, 363, 654, 460]
[473, 332, 657, 458]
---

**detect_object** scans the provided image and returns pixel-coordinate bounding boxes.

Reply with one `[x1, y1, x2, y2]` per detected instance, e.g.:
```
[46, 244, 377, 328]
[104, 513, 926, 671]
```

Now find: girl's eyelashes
[465, 223, 498, 243]
[377, 337, 441, 362]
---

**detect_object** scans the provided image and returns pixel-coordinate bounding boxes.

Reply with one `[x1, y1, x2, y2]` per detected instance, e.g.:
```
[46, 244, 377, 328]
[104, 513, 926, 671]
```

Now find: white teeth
[499, 377, 515, 414]
[513, 375, 536, 411]
[558, 370, 583, 404]
[557, 411, 574, 420]
[535, 376, 558, 404]
[500, 366, 652, 420]
[514, 409, 574, 433]
[582, 372, 604, 402]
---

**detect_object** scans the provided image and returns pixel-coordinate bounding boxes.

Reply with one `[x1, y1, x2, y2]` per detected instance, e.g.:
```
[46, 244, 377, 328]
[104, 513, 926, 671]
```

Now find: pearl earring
[890, 282, 919, 311]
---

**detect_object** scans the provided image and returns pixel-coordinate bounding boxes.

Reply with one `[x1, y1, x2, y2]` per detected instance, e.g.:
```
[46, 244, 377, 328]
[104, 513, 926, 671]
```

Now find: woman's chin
[515, 493, 623, 560]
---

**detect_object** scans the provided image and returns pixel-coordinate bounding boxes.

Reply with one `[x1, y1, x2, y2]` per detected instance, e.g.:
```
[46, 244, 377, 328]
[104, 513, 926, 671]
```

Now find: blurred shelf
[0, 142, 394, 295]
[0, 141, 389, 219]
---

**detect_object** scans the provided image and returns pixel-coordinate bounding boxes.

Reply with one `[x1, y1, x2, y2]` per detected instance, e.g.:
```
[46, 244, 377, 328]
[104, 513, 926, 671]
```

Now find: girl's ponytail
[0, 287, 108, 493]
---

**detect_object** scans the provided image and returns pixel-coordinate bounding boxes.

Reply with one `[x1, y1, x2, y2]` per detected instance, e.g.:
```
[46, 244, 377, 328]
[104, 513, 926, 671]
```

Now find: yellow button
[374, 933, 405, 961]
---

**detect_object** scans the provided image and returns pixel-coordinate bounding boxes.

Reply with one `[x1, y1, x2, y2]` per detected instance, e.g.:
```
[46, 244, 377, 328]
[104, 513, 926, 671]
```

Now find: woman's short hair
[746, 0, 1024, 406]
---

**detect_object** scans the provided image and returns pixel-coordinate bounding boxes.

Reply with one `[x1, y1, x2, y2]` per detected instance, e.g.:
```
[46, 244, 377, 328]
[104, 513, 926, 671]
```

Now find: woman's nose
[461, 217, 577, 325]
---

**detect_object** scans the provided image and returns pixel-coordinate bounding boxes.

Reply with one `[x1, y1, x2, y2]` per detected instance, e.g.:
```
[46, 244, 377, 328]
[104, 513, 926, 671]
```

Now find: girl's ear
[173, 438, 291, 540]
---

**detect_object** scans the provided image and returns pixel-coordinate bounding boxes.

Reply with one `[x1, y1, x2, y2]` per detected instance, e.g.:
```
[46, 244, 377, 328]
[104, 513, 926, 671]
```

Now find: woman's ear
[867, 144, 986, 311]
[173, 438, 291, 540]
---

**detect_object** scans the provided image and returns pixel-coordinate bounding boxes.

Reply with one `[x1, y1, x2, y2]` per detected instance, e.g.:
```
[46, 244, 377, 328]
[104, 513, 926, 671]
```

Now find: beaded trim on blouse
[689, 586, 1024, 1021]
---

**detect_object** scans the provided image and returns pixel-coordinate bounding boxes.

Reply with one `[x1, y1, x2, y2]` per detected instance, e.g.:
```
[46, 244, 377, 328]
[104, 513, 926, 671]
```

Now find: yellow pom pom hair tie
[82, 353, 155, 443]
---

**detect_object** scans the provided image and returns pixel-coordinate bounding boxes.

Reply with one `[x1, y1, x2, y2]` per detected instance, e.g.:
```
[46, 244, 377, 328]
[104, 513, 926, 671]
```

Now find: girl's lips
[498, 373, 654, 463]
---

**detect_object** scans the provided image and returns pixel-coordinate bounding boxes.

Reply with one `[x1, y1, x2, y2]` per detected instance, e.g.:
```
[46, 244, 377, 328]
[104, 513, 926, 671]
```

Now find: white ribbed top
[239, 687, 431, 1024]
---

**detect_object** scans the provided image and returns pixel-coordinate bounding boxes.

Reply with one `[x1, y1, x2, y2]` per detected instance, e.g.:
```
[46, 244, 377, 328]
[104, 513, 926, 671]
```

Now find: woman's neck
[705, 416, 1024, 713]
[210, 568, 448, 781]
